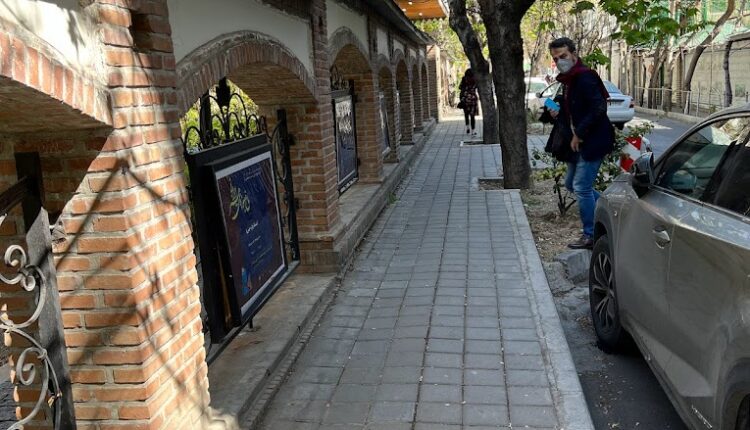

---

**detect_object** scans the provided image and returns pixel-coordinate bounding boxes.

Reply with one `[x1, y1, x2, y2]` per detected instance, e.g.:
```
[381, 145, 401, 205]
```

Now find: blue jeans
[565, 155, 603, 238]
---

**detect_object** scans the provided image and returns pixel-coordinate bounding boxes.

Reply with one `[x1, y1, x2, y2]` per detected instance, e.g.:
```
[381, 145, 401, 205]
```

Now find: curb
[507, 191, 595, 430]
[554, 249, 592, 283]
[635, 106, 703, 125]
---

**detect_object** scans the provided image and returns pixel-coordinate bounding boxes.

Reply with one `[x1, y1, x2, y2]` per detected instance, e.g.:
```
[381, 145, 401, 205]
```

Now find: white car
[525, 77, 549, 111]
[532, 80, 635, 129]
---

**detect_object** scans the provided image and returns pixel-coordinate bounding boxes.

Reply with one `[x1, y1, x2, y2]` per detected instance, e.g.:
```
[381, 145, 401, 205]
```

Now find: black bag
[545, 119, 574, 162]
[457, 100, 466, 110]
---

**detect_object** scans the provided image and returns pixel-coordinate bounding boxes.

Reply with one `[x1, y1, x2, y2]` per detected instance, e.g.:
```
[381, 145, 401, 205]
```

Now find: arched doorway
[421, 61, 431, 122]
[329, 33, 383, 186]
[176, 33, 328, 357]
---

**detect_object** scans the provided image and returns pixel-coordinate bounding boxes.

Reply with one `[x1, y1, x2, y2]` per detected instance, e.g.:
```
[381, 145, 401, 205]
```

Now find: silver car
[591, 106, 750, 430]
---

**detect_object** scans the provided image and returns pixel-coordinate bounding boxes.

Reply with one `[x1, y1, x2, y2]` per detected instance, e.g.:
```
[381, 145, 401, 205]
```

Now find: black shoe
[568, 235, 594, 250]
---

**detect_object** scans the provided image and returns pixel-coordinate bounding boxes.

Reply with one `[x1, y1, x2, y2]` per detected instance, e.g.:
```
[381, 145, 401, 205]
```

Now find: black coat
[561, 72, 615, 161]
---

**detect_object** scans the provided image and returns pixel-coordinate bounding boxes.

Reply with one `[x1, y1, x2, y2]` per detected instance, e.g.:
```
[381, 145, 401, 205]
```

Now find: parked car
[530, 80, 635, 129]
[590, 105, 750, 430]
[525, 77, 548, 111]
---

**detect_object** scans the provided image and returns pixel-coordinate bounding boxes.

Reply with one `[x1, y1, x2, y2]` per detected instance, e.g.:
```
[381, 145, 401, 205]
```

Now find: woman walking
[458, 69, 479, 137]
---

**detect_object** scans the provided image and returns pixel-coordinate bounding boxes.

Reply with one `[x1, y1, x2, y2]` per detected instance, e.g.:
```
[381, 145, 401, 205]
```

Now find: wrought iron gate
[0, 152, 75, 429]
[182, 79, 300, 364]
[331, 69, 359, 193]
[379, 91, 391, 155]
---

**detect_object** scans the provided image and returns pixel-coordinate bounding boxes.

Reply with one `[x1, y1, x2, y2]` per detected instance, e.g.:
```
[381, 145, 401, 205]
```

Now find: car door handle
[652, 227, 671, 247]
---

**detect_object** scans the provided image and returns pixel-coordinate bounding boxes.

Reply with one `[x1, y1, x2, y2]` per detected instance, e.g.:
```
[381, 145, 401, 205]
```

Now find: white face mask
[557, 58, 574, 74]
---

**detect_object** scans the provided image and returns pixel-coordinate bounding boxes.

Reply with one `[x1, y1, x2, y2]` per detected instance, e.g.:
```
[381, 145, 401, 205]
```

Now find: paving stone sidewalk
[258, 117, 591, 430]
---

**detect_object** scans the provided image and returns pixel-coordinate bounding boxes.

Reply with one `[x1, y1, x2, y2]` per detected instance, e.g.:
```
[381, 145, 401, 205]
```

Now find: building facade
[0, 0, 448, 428]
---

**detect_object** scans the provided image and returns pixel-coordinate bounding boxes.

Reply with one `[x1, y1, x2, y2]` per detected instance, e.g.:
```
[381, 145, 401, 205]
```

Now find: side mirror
[632, 152, 655, 197]
[535, 92, 543, 98]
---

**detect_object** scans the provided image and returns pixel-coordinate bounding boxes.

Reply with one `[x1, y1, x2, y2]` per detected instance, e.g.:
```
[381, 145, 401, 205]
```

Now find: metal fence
[633, 86, 750, 117]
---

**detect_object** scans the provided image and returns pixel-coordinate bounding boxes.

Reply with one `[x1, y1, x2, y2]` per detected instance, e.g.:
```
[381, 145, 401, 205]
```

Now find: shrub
[531, 121, 654, 215]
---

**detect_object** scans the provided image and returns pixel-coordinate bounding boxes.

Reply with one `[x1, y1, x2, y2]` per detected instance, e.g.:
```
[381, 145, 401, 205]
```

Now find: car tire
[589, 235, 627, 352]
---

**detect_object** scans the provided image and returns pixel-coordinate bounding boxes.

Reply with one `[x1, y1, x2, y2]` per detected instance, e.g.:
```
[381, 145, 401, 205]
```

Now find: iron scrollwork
[0, 242, 63, 430]
[182, 79, 267, 154]
[267, 112, 300, 262]
[330, 66, 350, 92]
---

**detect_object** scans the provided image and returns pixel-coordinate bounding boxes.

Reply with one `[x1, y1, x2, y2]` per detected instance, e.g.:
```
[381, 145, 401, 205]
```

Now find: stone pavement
[258, 117, 591, 430]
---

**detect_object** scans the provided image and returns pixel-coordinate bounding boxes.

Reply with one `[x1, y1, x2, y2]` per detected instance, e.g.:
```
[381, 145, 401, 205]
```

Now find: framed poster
[379, 91, 391, 154]
[213, 150, 287, 323]
[333, 95, 358, 191]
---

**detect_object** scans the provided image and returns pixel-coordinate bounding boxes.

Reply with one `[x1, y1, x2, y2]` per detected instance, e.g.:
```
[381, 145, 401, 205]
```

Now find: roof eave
[364, 0, 433, 45]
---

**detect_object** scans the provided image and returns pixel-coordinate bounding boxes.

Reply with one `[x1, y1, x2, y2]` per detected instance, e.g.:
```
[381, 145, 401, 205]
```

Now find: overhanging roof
[395, 0, 448, 20]
[364, 0, 434, 45]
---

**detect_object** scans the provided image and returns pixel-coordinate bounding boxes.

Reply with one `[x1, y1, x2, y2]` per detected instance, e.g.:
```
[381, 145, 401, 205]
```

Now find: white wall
[169, 0, 314, 75]
[377, 27, 389, 58]
[326, 0, 368, 55]
[0, 0, 100, 79]
[393, 40, 405, 58]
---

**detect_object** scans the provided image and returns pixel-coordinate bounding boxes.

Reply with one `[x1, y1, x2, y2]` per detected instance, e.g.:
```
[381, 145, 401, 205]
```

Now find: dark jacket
[563, 72, 615, 161]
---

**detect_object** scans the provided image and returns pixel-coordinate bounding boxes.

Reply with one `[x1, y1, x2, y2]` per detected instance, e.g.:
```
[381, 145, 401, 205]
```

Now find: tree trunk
[724, 40, 734, 107]
[682, 0, 736, 92]
[477, 0, 535, 189]
[448, 0, 499, 144]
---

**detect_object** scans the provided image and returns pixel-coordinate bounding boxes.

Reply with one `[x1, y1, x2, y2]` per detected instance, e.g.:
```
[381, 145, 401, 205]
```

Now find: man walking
[548, 37, 615, 250]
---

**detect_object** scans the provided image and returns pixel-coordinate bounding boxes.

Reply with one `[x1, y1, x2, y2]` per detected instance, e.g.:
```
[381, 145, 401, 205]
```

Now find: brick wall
[396, 60, 414, 145]
[427, 45, 441, 121]
[411, 63, 423, 130]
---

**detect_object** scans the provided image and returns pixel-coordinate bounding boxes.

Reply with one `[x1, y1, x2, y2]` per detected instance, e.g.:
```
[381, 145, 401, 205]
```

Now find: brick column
[379, 69, 399, 163]
[427, 45, 441, 122]
[421, 63, 431, 121]
[353, 71, 384, 183]
[54, 1, 210, 428]
[411, 65, 423, 131]
[396, 64, 414, 145]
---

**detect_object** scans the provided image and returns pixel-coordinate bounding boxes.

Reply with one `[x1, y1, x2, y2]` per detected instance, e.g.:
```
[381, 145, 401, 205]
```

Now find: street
[627, 112, 693, 158]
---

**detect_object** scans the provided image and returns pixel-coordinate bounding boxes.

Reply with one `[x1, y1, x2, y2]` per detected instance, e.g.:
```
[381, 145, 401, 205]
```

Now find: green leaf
[570, 0, 595, 13]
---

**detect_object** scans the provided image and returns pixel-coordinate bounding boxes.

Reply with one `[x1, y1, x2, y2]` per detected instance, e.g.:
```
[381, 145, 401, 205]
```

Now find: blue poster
[215, 151, 286, 317]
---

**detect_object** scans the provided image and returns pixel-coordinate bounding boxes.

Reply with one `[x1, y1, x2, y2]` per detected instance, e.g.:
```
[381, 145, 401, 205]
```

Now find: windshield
[527, 82, 547, 93]
[604, 81, 622, 94]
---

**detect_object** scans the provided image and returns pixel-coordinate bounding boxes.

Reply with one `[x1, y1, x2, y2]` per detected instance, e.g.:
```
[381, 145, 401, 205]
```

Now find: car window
[528, 82, 547, 93]
[540, 83, 561, 98]
[708, 139, 750, 218]
[656, 116, 750, 200]
[603, 81, 622, 94]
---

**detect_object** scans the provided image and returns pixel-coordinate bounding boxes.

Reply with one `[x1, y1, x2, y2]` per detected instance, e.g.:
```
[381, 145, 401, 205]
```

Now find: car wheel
[589, 235, 626, 352]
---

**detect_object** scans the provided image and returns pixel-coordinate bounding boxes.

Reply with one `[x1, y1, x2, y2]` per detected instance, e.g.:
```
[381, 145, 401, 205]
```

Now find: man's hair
[549, 37, 577, 53]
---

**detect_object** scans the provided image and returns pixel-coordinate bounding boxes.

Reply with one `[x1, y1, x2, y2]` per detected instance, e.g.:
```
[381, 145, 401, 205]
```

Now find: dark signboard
[213, 151, 286, 322]
[379, 91, 391, 154]
[333, 95, 358, 191]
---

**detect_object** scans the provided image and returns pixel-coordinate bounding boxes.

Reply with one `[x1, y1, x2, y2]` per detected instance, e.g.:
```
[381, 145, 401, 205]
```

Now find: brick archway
[175, 31, 317, 115]
[328, 27, 370, 70]
[421, 61, 430, 121]
[0, 25, 112, 131]
[331, 39, 383, 183]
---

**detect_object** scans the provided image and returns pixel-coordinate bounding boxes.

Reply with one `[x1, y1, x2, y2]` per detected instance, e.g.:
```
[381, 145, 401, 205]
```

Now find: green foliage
[531, 122, 655, 215]
[415, 19, 470, 71]
[180, 80, 258, 151]
[583, 47, 611, 69]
